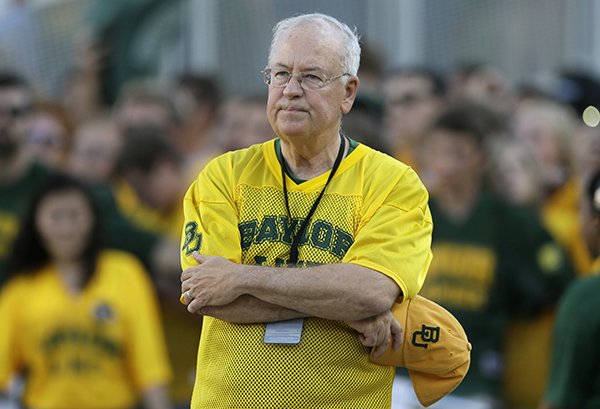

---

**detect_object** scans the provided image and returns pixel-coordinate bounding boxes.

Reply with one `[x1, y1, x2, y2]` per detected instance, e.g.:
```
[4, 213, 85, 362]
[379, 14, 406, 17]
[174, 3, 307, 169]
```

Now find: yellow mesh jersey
[181, 139, 433, 409]
[0, 250, 172, 409]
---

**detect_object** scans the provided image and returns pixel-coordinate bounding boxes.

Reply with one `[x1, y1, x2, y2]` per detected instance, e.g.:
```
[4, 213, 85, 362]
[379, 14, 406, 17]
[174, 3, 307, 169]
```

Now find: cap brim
[369, 296, 471, 407]
[410, 359, 471, 407]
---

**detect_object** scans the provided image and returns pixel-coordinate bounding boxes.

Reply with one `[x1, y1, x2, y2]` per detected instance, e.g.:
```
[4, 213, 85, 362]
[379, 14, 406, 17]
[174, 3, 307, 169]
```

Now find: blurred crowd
[1, 7, 600, 409]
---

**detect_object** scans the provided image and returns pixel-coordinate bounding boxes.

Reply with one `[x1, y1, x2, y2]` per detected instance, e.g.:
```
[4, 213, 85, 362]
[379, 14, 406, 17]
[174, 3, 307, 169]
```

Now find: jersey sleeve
[0, 281, 23, 390]
[121, 255, 173, 391]
[544, 278, 600, 407]
[344, 166, 433, 299]
[180, 157, 242, 270]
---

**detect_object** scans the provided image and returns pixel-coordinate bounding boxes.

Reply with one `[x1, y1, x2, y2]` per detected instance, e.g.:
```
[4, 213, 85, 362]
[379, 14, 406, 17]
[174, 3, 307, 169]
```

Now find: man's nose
[283, 74, 304, 95]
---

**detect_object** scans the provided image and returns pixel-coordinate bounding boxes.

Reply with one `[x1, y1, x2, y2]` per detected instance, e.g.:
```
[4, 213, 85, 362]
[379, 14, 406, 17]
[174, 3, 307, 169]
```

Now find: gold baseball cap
[370, 295, 472, 407]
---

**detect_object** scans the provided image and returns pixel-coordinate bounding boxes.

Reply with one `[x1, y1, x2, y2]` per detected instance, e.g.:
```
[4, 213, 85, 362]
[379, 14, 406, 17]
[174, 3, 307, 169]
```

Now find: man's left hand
[347, 310, 403, 359]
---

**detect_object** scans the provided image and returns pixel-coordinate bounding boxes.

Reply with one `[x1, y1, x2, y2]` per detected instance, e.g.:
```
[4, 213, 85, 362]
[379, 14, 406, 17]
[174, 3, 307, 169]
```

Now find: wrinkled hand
[347, 310, 403, 359]
[181, 252, 243, 314]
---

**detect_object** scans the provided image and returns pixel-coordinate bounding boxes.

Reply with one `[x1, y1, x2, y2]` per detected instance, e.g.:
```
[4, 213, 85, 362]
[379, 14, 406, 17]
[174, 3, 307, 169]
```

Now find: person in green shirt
[540, 168, 600, 409]
[0, 70, 43, 284]
[393, 102, 574, 409]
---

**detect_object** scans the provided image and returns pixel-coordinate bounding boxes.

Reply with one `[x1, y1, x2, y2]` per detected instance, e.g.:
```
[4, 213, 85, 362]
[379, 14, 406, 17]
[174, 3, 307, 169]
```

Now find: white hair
[268, 13, 361, 76]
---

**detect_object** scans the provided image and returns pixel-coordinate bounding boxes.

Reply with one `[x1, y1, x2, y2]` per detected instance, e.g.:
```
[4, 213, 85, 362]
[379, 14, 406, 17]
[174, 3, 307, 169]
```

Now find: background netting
[0, 1, 595, 99]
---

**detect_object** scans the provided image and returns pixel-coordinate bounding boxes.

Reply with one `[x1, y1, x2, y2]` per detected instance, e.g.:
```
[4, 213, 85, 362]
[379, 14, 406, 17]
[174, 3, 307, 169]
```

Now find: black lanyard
[280, 135, 346, 265]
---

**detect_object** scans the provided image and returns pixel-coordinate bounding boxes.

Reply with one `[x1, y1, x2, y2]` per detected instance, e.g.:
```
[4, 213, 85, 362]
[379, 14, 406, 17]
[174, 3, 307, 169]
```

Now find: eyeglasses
[261, 68, 350, 90]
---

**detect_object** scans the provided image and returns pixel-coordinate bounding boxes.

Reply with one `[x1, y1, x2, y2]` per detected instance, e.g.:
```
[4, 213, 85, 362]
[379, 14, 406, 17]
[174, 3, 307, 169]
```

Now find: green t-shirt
[545, 273, 600, 409]
[416, 191, 573, 398]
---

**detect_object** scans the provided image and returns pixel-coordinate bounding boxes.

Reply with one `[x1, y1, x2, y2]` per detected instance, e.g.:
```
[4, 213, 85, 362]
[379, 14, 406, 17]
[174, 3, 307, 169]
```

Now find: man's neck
[280, 133, 346, 181]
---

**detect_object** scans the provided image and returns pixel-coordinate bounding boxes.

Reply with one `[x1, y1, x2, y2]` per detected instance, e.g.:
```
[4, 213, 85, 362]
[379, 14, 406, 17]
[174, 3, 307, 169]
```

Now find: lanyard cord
[281, 135, 346, 265]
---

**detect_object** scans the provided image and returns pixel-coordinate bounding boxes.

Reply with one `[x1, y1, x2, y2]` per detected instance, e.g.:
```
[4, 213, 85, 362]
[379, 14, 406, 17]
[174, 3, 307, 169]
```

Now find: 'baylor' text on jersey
[181, 139, 433, 409]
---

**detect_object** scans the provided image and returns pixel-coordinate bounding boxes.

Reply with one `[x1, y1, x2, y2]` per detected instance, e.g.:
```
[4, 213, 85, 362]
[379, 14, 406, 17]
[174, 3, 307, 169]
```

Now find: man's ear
[341, 76, 360, 115]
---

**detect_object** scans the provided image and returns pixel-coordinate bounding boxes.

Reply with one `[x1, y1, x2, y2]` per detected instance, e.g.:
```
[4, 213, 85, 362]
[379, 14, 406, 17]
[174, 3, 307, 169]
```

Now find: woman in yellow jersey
[0, 174, 172, 409]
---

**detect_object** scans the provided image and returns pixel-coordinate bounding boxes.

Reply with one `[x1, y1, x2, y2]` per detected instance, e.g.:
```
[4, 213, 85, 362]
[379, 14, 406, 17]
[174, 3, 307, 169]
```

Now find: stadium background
[1, 0, 599, 100]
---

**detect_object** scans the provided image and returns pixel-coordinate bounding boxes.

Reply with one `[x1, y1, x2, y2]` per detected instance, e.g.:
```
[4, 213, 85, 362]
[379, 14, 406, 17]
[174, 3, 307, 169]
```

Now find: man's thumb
[193, 251, 204, 263]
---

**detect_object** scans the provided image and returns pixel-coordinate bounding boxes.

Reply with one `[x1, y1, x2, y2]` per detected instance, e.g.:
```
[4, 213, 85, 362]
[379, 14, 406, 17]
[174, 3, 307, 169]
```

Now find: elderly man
[180, 13, 433, 408]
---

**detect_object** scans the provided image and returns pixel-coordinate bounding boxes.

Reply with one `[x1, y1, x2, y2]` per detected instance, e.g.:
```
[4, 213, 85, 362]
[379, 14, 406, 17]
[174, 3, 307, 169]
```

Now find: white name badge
[264, 318, 304, 344]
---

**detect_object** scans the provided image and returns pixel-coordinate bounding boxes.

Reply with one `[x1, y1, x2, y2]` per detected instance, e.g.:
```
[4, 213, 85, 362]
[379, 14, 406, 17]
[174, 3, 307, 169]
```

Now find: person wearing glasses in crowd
[179, 13, 433, 409]
[0, 71, 47, 285]
[0, 71, 180, 286]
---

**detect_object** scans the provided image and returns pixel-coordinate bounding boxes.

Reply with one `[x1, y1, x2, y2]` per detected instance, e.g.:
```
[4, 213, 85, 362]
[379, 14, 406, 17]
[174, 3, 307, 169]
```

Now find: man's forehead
[270, 41, 342, 72]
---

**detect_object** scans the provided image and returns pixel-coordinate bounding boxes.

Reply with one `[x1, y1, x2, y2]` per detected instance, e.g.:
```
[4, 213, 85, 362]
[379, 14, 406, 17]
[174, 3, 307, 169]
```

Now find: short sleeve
[343, 167, 433, 299]
[180, 158, 242, 270]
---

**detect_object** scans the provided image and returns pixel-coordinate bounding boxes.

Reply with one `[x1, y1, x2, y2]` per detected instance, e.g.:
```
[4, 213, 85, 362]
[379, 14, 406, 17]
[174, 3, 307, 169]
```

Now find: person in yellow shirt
[0, 173, 172, 409]
[179, 13, 433, 409]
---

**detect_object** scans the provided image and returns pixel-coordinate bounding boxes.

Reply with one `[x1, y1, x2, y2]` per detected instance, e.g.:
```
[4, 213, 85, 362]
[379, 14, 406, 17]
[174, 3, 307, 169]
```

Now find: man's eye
[304, 74, 322, 81]
[273, 71, 290, 79]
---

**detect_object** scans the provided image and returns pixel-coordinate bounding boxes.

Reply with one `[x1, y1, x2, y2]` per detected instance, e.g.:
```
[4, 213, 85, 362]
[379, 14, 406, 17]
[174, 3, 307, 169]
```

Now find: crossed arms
[180, 252, 404, 357]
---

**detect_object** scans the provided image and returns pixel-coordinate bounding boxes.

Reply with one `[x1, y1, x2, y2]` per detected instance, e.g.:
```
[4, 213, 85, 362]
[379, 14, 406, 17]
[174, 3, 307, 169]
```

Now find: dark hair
[176, 73, 222, 109]
[117, 127, 182, 174]
[6, 174, 103, 286]
[554, 69, 600, 117]
[586, 168, 600, 215]
[386, 66, 447, 97]
[428, 102, 501, 146]
[342, 94, 391, 154]
[358, 40, 385, 78]
[0, 71, 29, 89]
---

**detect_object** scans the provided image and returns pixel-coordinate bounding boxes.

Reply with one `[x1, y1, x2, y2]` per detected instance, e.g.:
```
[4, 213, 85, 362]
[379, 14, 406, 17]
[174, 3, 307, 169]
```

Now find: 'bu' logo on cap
[412, 324, 440, 348]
